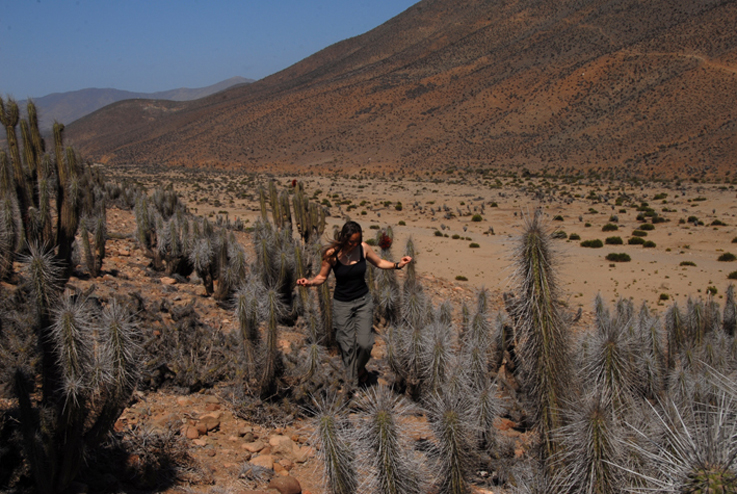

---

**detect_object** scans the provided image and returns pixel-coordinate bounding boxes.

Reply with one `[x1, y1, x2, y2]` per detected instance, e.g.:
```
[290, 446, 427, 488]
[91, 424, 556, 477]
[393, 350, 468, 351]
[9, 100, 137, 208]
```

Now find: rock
[292, 446, 314, 464]
[161, 276, 177, 285]
[250, 454, 274, 470]
[200, 416, 220, 432]
[268, 475, 301, 494]
[195, 422, 209, 435]
[205, 395, 220, 404]
[176, 397, 192, 406]
[205, 403, 221, 411]
[243, 431, 255, 442]
[118, 248, 131, 256]
[184, 425, 200, 439]
[273, 463, 286, 474]
[269, 435, 296, 456]
[244, 440, 266, 453]
[192, 438, 207, 447]
[278, 459, 293, 471]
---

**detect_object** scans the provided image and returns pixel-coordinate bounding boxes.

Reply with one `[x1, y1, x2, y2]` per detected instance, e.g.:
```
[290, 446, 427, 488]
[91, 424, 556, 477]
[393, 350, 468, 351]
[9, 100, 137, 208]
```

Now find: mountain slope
[21, 77, 252, 131]
[66, 0, 737, 178]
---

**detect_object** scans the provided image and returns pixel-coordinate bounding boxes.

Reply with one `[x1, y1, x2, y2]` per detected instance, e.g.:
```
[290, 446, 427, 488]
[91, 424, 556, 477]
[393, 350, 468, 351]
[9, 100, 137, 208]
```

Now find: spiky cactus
[426, 392, 478, 494]
[260, 288, 287, 396]
[511, 212, 571, 472]
[354, 386, 427, 494]
[10, 245, 140, 494]
[551, 391, 626, 494]
[312, 397, 357, 494]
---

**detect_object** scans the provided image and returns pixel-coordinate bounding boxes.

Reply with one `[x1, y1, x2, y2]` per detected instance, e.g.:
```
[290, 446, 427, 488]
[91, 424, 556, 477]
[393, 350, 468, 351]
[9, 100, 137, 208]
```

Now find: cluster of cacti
[0, 244, 141, 494]
[1, 97, 106, 280]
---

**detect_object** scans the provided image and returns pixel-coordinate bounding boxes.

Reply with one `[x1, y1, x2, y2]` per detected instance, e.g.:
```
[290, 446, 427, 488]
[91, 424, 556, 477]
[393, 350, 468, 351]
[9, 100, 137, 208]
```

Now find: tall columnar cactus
[354, 386, 426, 494]
[12, 246, 140, 494]
[551, 391, 625, 494]
[268, 179, 281, 227]
[512, 213, 571, 472]
[234, 280, 263, 379]
[312, 397, 357, 494]
[260, 288, 286, 396]
[426, 392, 478, 494]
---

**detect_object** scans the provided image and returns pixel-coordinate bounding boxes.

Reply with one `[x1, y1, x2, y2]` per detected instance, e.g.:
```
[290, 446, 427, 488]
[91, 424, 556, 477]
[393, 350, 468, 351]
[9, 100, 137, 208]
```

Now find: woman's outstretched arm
[364, 242, 412, 270]
[296, 253, 333, 287]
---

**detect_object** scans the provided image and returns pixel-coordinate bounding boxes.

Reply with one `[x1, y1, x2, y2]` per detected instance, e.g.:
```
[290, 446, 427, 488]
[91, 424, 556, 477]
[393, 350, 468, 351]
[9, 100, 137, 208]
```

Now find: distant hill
[66, 0, 737, 179]
[21, 77, 252, 131]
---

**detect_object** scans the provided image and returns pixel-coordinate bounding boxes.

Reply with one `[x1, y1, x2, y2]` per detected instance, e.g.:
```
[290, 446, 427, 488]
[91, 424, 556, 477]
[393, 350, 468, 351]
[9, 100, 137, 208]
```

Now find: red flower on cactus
[379, 232, 393, 250]
[291, 179, 297, 187]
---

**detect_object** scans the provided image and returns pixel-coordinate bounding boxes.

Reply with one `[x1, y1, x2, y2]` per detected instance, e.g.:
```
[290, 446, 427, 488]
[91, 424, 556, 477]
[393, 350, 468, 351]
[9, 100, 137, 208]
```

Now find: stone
[118, 248, 131, 256]
[242, 431, 255, 442]
[250, 454, 274, 470]
[244, 440, 266, 453]
[205, 395, 220, 404]
[278, 459, 293, 471]
[161, 276, 177, 285]
[176, 397, 192, 406]
[268, 475, 301, 494]
[292, 446, 314, 464]
[205, 403, 221, 411]
[184, 425, 200, 439]
[192, 438, 207, 447]
[269, 435, 296, 456]
[273, 463, 286, 474]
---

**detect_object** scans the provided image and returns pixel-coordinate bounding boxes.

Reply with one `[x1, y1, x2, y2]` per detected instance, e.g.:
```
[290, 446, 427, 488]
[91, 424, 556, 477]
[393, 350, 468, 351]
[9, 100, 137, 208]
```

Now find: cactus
[426, 392, 478, 494]
[311, 397, 357, 494]
[551, 391, 625, 494]
[422, 321, 455, 397]
[10, 245, 140, 494]
[511, 213, 571, 472]
[354, 386, 426, 494]
[723, 285, 736, 337]
[260, 288, 286, 396]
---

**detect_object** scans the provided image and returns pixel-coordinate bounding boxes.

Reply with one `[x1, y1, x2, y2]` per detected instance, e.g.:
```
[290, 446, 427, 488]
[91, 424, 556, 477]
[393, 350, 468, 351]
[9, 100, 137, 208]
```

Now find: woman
[296, 221, 412, 386]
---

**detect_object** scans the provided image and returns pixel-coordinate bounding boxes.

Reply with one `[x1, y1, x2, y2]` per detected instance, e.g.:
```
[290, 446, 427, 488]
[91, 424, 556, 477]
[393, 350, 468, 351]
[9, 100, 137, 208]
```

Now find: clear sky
[0, 0, 419, 99]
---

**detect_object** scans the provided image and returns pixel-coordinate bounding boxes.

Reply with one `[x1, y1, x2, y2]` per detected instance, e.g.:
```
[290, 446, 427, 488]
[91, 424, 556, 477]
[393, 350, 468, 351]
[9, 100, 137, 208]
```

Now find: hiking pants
[333, 293, 374, 384]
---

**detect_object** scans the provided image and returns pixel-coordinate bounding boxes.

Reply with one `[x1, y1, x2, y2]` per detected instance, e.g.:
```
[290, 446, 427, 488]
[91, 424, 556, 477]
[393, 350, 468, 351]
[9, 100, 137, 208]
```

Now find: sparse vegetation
[606, 252, 631, 262]
[605, 236, 623, 245]
[581, 239, 604, 248]
[602, 223, 618, 232]
[718, 252, 737, 262]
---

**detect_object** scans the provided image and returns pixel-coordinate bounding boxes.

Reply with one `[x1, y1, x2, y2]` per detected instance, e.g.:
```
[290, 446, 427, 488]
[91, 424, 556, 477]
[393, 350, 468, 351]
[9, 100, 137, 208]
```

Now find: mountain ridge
[18, 77, 253, 131]
[66, 0, 737, 178]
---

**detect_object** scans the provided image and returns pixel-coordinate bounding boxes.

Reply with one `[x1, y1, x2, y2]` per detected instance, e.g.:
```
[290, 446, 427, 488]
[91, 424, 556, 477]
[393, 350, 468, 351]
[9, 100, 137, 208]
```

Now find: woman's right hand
[296, 278, 310, 287]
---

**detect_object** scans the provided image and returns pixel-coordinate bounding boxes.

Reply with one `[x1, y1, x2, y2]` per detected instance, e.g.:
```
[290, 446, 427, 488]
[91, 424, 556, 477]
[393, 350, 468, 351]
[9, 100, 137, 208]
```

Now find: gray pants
[333, 293, 374, 385]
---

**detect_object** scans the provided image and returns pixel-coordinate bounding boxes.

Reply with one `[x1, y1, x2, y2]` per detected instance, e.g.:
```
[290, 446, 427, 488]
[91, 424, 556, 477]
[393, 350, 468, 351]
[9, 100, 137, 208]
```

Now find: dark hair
[323, 221, 362, 262]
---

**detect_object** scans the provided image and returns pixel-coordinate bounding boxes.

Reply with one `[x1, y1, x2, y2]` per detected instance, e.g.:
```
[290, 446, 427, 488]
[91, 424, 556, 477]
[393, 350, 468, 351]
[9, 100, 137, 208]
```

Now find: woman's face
[345, 232, 362, 252]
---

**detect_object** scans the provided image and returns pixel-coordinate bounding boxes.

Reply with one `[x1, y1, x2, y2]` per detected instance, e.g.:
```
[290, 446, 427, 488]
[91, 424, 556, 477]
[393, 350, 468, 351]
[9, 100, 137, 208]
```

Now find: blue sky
[0, 0, 418, 99]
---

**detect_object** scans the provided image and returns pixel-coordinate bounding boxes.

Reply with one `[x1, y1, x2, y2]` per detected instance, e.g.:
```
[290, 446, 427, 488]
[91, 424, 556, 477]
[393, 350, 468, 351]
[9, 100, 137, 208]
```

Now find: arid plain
[112, 166, 737, 313]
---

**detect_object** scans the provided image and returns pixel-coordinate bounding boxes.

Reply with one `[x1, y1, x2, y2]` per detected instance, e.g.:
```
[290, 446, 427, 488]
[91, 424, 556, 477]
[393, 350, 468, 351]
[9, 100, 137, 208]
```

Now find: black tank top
[332, 245, 369, 302]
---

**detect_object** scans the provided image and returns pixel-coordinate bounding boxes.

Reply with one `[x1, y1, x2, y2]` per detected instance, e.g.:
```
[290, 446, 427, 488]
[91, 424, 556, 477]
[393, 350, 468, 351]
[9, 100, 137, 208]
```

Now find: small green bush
[651, 216, 667, 224]
[469, 242, 480, 248]
[398, 220, 406, 226]
[455, 275, 468, 281]
[680, 261, 696, 267]
[434, 230, 443, 237]
[728, 271, 737, 280]
[687, 215, 699, 223]
[551, 230, 567, 239]
[602, 223, 619, 232]
[606, 253, 631, 262]
[643, 240, 656, 248]
[707, 286, 718, 295]
[370, 225, 380, 230]
[490, 202, 498, 207]
[732, 237, 737, 243]
[471, 214, 483, 222]
[718, 252, 737, 262]
[452, 234, 461, 239]
[553, 215, 564, 221]
[395, 202, 403, 211]
[632, 230, 648, 237]
[585, 222, 592, 227]
[569, 233, 581, 241]
[581, 239, 604, 248]
[659, 293, 669, 301]
[605, 236, 623, 245]
[640, 223, 655, 231]
[711, 219, 726, 226]
[628, 237, 645, 245]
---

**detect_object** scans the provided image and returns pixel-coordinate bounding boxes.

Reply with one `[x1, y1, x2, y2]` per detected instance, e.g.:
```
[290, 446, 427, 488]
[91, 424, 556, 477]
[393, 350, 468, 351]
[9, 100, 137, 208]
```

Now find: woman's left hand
[398, 256, 413, 269]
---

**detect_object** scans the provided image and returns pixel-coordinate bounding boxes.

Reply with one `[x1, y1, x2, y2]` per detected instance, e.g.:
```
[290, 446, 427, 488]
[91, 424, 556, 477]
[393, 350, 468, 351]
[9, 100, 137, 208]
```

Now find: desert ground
[112, 166, 737, 313]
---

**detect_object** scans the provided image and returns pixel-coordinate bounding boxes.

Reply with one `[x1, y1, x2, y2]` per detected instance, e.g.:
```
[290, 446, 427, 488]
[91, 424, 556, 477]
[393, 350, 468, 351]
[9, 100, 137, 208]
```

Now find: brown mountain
[66, 0, 737, 179]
